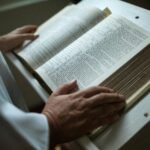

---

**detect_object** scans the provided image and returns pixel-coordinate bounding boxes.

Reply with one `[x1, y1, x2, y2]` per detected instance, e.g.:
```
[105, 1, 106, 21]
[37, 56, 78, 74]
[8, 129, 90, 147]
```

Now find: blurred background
[0, 0, 70, 34]
[123, 0, 150, 9]
[0, 0, 149, 35]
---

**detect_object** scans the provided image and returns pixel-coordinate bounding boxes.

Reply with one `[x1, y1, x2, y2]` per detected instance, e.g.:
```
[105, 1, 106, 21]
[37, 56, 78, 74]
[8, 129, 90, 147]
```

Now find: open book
[15, 3, 150, 112]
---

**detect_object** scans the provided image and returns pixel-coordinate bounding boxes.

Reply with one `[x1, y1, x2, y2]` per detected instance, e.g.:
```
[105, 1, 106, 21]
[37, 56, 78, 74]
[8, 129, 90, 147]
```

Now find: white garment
[0, 53, 49, 150]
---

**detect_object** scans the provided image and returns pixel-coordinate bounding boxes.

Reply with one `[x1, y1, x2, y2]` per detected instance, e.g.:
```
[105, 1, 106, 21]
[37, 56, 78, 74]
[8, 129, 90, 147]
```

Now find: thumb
[11, 25, 37, 34]
[53, 80, 78, 95]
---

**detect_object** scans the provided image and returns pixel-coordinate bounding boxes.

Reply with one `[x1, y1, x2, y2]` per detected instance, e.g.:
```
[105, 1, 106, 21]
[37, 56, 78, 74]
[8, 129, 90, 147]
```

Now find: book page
[36, 14, 150, 91]
[33, 5, 76, 36]
[17, 4, 105, 69]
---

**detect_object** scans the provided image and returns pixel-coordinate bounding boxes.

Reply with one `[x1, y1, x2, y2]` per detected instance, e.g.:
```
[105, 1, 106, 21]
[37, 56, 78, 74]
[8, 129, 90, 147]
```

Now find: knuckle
[88, 98, 97, 106]
[78, 96, 86, 103]
[92, 86, 99, 90]
[19, 34, 28, 39]
[78, 97, 88, 108]
[75, 90, 86, 97]
[99, 93, 107, 100]
[59, 84, 68, 90]
[99, 86, 106, 89]
[88, 86, 98, 92]
[112, 93, 120, 99]
[68, 94, 75, 100]
[114, 93, 124, 101]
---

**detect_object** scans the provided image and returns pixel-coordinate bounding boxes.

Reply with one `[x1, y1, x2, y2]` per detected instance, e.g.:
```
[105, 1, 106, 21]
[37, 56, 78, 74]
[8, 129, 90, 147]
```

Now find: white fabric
[0, 77, 12, 103]
[0, 52, 27, 110]
[0, 61, 49, 150]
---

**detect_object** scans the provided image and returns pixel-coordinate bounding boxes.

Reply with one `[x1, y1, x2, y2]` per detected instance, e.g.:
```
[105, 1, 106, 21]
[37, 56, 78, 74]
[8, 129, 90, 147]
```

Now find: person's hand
[42, 80, 126, 147]
[0, 25, 38, 52]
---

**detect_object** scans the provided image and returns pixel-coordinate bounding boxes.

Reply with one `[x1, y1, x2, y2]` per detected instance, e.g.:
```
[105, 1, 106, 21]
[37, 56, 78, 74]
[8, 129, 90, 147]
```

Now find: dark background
[71, 0, 150, 9]
[0, 0, 149, 35]
[123, 0, 150, 9]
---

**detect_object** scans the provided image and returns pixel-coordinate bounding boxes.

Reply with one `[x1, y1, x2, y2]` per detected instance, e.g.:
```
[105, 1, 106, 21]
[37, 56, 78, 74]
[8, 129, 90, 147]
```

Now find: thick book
[15, 3, 150, 113]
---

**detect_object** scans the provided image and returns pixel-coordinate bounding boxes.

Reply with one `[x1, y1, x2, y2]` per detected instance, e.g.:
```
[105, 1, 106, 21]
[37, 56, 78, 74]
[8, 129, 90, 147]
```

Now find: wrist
[42, 109, 59, 149]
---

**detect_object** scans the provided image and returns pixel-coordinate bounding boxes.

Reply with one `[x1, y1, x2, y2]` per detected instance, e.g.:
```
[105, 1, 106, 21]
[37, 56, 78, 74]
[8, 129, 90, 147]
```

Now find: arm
[42, 80, 126, 149]
[0, 102, 49, 150]
[0, 77, 49, 150]
[0, 25, 50, 150]
[0, 26, 126, 150]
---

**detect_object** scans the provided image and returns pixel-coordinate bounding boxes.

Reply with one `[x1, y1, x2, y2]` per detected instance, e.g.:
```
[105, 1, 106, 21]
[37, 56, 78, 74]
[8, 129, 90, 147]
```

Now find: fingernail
[70, 80, 77, 84]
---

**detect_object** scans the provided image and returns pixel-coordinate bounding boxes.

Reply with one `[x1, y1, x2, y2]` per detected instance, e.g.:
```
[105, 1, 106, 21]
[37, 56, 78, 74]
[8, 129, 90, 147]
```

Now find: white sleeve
[0, 102, 49, 150]
[0, 54, 49, 150]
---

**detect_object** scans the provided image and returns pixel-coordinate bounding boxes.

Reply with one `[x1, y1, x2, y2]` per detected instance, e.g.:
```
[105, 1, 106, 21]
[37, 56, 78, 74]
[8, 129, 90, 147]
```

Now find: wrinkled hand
[0, 25, 38, 52]
[42, 81, 126, 147]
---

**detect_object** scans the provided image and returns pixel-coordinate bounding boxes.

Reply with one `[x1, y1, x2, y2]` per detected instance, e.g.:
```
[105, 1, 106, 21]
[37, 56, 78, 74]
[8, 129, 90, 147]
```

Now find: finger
[53, 80, 78, 95]
[74, 86, 114, 98]
[17, 34, 38, 42]
[92, 102, 125, 118]
[88, 93, 125, 107]
[12, 25, 38, 34]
